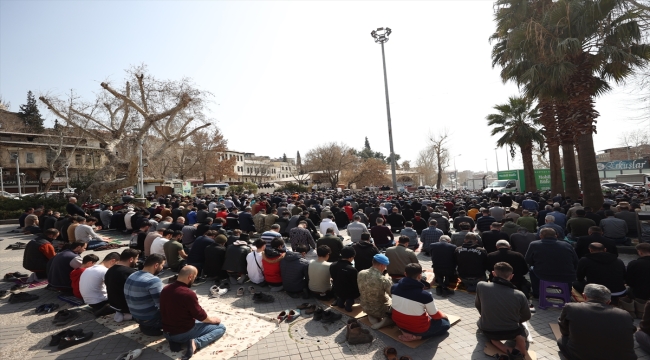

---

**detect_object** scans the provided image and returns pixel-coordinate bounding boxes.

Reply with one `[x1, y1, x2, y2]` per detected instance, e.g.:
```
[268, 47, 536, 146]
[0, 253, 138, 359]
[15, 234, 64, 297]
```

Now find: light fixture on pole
[0, 167, 3, 194]
[11, 152, 22, 197]
[495, 147, 500, 172]
[370, 27, 398, 193]
[19, 173, 26, 195]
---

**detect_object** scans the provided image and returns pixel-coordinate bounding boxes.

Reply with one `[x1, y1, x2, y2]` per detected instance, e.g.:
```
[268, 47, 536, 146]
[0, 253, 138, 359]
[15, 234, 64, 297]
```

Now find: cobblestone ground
[0, 223, 647, 360]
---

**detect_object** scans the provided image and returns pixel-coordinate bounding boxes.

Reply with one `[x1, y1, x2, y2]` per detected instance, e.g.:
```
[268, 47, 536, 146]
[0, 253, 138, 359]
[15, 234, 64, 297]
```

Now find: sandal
[384, 347, 398, 360]
[237, 287, 245, 296]
[248, 286, 256, 295]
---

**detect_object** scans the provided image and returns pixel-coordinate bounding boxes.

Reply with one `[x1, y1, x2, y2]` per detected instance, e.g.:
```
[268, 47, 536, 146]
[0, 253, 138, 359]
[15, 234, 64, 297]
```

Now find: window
[85, 154, 92, 165]
[75, 154, 82, 166]
[26, 152, 35, 164]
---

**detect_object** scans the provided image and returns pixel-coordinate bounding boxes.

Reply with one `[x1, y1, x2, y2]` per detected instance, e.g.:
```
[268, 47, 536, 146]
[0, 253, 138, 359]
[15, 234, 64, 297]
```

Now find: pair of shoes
[8, 292, 39, 304]
[252, 292, 275, 303]
[36, 303, 59, 314]
[346, 319, 373, 345]
[277, 309, 300, 322]
[52, 309, 80, 326]
[115, 348, 143, 360]
[313, 308, 342, 323]
[49, 328, 84, 346]
[209, 285, 227, 297]
[236, 286, 257, 296]
[4, 272, 27, 282]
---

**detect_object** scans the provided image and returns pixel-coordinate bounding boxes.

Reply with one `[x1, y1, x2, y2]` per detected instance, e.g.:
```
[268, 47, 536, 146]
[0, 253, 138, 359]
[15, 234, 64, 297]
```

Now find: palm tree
[492, 0, 650, 208]
[487, 96, 545, 193]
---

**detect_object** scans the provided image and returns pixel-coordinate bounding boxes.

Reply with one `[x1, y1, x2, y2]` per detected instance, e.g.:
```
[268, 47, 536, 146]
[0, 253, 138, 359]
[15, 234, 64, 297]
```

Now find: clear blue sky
[1, 0, 644, 172]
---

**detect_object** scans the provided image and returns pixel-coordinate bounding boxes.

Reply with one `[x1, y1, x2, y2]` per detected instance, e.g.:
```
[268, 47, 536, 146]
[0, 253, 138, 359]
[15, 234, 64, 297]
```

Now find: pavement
[0, 223, 647, 360]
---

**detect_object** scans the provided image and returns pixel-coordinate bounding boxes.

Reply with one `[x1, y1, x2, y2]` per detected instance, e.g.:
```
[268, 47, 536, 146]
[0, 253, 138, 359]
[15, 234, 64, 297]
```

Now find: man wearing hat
[357, 254, 394, 329]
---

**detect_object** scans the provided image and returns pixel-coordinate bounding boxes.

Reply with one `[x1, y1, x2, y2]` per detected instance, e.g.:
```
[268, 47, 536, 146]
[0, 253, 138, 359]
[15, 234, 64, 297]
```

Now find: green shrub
[242, 182, 258, 193]
[278, 183, 309, 193]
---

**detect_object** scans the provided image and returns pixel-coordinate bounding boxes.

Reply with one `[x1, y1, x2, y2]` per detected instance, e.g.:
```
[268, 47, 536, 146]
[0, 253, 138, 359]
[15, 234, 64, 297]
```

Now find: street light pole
[371, 27, 398, 193]
[15, 155, 21, 198]
[64, 164, 70, 189]
[495, 148, 500, 172]
[0, 167, 3, 194]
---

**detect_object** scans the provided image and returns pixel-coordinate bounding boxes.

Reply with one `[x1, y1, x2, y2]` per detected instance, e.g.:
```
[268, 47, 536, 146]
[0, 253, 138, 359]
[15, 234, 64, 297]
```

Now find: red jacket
[262, 251, 285, 284]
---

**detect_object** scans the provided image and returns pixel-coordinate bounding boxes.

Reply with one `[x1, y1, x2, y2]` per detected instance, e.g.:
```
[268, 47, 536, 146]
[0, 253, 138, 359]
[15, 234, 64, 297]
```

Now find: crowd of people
[16, 187, 650, 359]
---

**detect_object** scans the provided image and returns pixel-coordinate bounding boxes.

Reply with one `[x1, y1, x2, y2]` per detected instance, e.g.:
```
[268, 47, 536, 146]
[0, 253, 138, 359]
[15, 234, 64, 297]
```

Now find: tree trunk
[556, 101, 580, 201]
[84, 152, 140, 201]
[42, 171, 56, 193]
[436, 155, 443, 189]
[521, 143, 537, 193]
[568, 62, 604, 209]
[539, 99, 564, 195]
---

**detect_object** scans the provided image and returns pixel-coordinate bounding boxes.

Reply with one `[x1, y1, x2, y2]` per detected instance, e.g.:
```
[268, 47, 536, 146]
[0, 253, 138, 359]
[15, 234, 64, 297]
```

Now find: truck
[466, 177, 489, 191]
[483, 169, 566, 193]
[615, 173, 650, 189]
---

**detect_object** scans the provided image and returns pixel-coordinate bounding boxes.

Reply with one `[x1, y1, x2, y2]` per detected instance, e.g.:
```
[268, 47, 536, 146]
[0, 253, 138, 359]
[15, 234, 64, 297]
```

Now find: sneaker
[115, 348, 143, 360]
[237, 287, 245, 296]
[321, 310, 342, 323]
[193, 276, 207, 286]
[529, 302, 536, 313]
[248, 286, 256, 295]
[8, 292, 39, 304]
[252, 293, 275, 303]
[114, 312, 125, 323]
[58, 331, 93, 350]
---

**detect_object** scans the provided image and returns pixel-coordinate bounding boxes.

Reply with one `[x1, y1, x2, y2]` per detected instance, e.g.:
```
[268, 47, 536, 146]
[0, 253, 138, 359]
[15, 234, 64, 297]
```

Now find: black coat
[486, 248, 529, 287]
[222, 243, 251, 273]
[203, 244, 228, 279]
[481, 230, 510, 254]
[430, 241, 457, 271]
[455, 243, 487, 279]
[576, 252, 626, 293]
[330, 260, 360, 299]
[627, 256, 650, 299]
[575, 234, 618, 258]
[351, 240, 379, 272]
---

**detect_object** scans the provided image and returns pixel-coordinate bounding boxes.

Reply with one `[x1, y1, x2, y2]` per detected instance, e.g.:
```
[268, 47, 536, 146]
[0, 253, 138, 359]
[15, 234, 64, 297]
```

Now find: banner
[597, 159, 649, 171]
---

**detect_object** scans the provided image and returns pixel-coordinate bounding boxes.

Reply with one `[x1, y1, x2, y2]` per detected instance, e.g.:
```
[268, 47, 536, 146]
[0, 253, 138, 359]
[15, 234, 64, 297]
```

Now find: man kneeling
[391, 263, 451, 342]
[476, 262, 531, 360]
[161, 266, 226, 359]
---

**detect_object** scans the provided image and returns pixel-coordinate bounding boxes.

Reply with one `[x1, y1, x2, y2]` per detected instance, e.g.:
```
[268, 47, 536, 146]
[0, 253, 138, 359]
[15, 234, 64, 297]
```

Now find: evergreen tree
[358, 137, 385, 161]
[19, 91, 45, 133]
[364, 137, 371, 150]
[282, 153, 288, 162]
[296, 151, 302, 172]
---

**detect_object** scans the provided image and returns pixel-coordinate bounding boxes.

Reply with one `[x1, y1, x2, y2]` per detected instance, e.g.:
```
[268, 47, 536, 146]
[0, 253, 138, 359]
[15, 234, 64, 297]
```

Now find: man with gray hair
[346, 215, 369, 243]
[430, 235, 457, 296]
[557, 283, 636, 360]
[486, 240, 532, 309]
[536, 215, 565, 239]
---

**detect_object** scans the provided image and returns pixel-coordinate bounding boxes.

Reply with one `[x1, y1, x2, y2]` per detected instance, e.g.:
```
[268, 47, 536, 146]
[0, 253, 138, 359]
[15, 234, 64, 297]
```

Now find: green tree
[282, 153, 288, 162]
[487, 96, 544, 193]
[491, 0, 650, 208]
[357, 137, 385, 161]
[19, 91, 45, 133]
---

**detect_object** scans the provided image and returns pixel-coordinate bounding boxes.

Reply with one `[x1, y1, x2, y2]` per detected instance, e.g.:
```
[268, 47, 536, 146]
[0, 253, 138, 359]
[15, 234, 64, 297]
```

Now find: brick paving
[0, 223, 647, 360]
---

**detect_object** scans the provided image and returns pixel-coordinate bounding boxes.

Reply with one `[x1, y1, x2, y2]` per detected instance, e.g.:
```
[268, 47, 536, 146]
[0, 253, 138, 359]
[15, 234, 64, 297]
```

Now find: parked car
[0, 191, 18, 199]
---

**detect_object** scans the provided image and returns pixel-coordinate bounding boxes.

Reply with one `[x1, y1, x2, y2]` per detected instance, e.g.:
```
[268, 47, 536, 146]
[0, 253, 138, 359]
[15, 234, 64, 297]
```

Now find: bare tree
[304, 142, 356, 188]
[341, 157, 388, 188]
[42, 124, 86, 192]
[429, 130, 450, 189]
[415, 147, 437, 186]
[0, 95, 10, 111]
[192, 129, 236, 182]
[39, 66, 211, 199]
[620, 129, 650, 159]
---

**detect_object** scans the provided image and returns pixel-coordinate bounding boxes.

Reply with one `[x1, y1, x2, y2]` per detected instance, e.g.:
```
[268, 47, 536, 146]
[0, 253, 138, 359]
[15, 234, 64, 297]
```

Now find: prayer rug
[96, 297, 277, 359]
[358, 314, 460, 349]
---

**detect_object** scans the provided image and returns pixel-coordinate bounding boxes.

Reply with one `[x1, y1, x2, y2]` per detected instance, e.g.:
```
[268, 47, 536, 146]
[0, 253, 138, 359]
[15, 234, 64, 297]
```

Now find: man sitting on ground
[430, 235, 457, 296]
[203, 233, 229, 281]
[565, 209, 596, 241]
[163, 230, 187, 272]
[105, 249, 140, 322]
[347, 215, 370, 244]
[70, 254, 98, 299]
[481, 222, 510, 254]
[187, 230, 219, 276]
[79, 252, 120, 315]
[476, 262, 531, 360]
[330, 246, 360, 312]
[455, 233, 487, 292]
[536, 215, 565, 240]
[308, 245, 333, 300]
[515, 210, 537, 233]
[486, 240, 532, 310]
[124, 254, 166, 336]
[370, 217, 395, 248]
[420, 219, 443, 256]
[626, 243, 650, 301]
[75, 216, 110, 249]
[48, 241, 87, 291]
[557, 284, 637, 360]
[392, 263, 451, 342]
[574, 242, 626, 304]
[288, 221, 316, 250]
[246, 239, 267, 287]
[357, 254, 394, 329]
[316, 227, 344, 262]
[575, 226, 617, 258]
[600, 210, 630, 245]
[400, 221, 419, 251]
[280, 244, 310, 298]
[23, 228, 57, 280]
[526, 228, 578, 299]
[385, 235, 419, 280]
[161, 265, 226, 359]
[450, 222, 481, 247]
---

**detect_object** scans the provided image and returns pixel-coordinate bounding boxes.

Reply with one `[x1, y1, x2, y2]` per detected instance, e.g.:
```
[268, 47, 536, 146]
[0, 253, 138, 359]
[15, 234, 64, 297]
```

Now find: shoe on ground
[312, 307, 324, 321]
[44, 303, 59, 313]
[321, 310, 342, 323]
[348, 322, 373, 345]
[49, 328, 84, 347]
[115, 348, 143, 360]
[252, 292, 275, 303]
[287, 309, 300, 322]
[57, 331, 93, 350]
[237, 287, 245, 296]
[248, 286, 256, 295]
[8, 292, 39, 304]
[53, 309, 80, 326]
[435, 286, 443, 296]
[10, 284, 28, 293]
[277, 310, 288, 322]
[529, 302, 536, 313]
[0, 290, 9, 299]
[442, 287, 454, 296]
[36, 304, 48, 314]
[304, 304, 317, 315]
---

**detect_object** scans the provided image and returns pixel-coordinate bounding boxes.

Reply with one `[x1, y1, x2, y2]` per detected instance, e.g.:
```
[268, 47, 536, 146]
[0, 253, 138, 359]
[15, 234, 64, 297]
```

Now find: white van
[202, 183, 230, 195]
